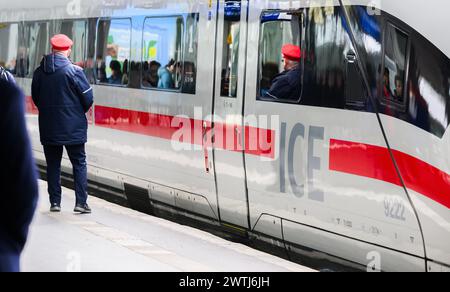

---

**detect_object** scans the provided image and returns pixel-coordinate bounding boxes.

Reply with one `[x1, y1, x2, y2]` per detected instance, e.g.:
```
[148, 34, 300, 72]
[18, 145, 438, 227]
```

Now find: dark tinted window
[258, 6, 368, 110]
[406, 32, 450, 137]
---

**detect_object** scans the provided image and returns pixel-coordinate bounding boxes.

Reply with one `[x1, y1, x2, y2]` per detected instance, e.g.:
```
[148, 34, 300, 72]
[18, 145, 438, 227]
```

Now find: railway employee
[32, 34, 94, 214]
[0, 79, 38, 272]
[265, 44, 302, 101]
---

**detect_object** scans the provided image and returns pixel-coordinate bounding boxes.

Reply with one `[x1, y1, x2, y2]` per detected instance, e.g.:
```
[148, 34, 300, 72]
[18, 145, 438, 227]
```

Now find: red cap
[282, 44, 301, 61]
[50, 34, 73, 51]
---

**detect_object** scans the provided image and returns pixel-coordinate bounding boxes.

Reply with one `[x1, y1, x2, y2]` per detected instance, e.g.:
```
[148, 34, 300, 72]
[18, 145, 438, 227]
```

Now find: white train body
[1, 0, 449, 271]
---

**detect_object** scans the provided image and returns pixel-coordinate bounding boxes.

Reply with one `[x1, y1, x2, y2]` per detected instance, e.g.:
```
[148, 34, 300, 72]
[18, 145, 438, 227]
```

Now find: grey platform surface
[21, 181, 314, 272]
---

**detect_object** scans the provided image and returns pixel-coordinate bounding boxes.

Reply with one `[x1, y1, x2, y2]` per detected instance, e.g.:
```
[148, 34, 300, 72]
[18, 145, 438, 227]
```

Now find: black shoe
[74, 204, 91, 214]
[50, 203, 61, 213]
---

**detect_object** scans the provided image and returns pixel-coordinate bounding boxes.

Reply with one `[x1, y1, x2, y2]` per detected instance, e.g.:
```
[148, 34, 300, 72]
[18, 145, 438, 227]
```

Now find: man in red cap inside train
[32, 34, 94, 214]
[265, 44, 302, 101]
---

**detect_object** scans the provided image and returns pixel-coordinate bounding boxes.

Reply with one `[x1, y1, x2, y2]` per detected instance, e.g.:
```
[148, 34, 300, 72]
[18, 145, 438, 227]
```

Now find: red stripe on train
[26, 98, 450, 208]
[329, 139, 450, 209]
[94, 105, 275, 158]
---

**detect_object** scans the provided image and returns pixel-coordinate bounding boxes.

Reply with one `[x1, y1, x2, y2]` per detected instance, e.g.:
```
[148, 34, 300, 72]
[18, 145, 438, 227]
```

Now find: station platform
[21, 181, 314, 272]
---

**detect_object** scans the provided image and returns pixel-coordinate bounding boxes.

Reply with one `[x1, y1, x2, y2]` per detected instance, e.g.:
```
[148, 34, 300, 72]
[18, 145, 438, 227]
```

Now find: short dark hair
[150, 61, 161, 68]
[165, 59, 176, 68]
[110, 60, 121, 73]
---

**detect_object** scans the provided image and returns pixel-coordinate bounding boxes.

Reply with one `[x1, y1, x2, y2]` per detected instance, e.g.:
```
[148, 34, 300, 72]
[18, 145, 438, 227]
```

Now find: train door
[212, 0, 250, 229]
[242, 1, 426, 271]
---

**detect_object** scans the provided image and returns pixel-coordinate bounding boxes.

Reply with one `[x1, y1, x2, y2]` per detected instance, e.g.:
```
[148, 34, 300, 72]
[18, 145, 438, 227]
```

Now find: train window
[96, 18, 131, 86]
[258, 6, 363, 110]
[220, 0, 242, 98]
[56, 20, 87, 66]
[383, 23, 409, 106]
[258, 11, 302, 102]
[0, 23, 19, 75]
[142, 16, 184, 91]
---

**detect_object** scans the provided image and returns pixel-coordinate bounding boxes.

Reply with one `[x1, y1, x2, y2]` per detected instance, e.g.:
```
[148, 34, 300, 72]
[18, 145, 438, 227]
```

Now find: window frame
[380, 20, 411, 112]
[256, 9, 305, 105]
[94, 17, 133, 88]
[140, 15, 186, 93]
[219, 1, 243, 99]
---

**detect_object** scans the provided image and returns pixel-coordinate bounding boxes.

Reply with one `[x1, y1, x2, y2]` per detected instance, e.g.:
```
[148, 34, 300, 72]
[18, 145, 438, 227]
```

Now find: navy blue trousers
[43, 144, 88, 206]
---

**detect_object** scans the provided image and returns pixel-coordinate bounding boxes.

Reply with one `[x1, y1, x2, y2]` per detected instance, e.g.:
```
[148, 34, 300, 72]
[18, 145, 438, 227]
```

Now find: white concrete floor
[21, 181, 314, 272]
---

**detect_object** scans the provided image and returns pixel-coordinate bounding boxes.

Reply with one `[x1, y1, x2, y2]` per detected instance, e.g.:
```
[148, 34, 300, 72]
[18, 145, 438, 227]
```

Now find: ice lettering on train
[280, 122, 325, 202]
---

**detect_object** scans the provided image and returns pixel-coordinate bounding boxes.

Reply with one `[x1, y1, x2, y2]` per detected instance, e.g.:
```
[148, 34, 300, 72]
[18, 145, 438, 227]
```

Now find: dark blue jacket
[0, 79, 38, 272]
[32, 54, 94, 146]
[265, 66, 302, 101]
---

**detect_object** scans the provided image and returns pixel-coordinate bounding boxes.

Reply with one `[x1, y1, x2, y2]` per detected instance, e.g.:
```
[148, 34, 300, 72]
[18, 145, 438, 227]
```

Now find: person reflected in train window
[0, 78, 38, 272]
[394, 75, 404, 102]
[220, 68, 230, 96]
[158, 59, 176, 89]
[143, 61, 161, 88]
[108, 60, 123, 85]
[264, 44, 302, 101]
[15, 47, 29, 78]
[96, 59, 108, 83]
[122, 59, 129, 85]
[173, 61, 183, 89]
[105, 44, 119, 79]
[129, 61, 142, 88]
[83, 58, 96, 84]
[383, 68, 391, 98]
[142, 61, 150, 87]
[150, 61, 161, 87]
